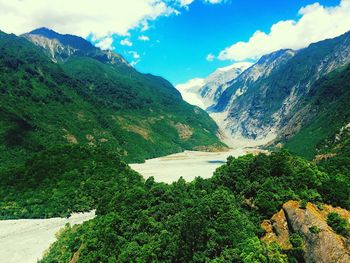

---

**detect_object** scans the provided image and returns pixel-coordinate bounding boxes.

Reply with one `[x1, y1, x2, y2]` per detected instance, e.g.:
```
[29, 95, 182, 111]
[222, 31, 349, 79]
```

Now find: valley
[0, 17, 349, 263]
[0, 211, 95, 263]
[1, 147, 259, 263]
[130, 148, 257, 183]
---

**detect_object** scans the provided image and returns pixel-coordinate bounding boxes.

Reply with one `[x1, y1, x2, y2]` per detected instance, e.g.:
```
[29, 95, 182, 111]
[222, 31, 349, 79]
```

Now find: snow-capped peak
[176, 62, 253, 109]
[216, 62, 253, 72]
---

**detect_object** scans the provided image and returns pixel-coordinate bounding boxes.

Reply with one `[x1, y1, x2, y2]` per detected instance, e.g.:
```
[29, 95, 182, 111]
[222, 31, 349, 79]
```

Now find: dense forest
[32, 150, 348, 262]
[0, 145, 141, 219]
[0, 30, 224, 171]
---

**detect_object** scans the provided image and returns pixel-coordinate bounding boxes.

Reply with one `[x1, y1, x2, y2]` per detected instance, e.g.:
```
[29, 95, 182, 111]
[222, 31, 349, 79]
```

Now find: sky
[0, 0, 349, 85]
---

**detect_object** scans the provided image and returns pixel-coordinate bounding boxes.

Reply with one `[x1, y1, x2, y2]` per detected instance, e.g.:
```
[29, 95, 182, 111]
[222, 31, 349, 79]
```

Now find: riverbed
[0, 148, 260, 263]
[0, 211, 95, 263]
[130, 148, 256, 183]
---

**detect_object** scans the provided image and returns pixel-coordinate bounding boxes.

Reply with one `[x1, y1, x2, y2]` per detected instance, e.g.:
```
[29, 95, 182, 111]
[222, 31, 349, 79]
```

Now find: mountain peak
[258, 49, 296, 65]
[216, 62, 253, 73]
[23, 27, 130, 66]
[29, 27, 59, 37]
[26, 27, 95, 52]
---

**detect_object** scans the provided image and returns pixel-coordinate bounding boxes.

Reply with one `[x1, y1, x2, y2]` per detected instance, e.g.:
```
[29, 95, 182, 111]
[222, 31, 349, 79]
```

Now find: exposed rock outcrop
[212, 31, 350, 144]
[262, 200, 350, 263]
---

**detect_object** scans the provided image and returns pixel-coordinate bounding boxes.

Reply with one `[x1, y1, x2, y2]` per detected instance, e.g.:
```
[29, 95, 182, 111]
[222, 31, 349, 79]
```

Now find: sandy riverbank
[130, 148, 264, 183]
[0, 210, 95, 263]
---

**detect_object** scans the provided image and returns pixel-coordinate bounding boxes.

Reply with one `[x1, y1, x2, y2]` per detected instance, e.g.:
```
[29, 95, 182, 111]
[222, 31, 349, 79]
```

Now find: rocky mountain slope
[210, 31, 350, 151]
[283, 64, 350, 159]
[0, 29, 224, 168]
[176, 62, 252, 109]
[23, 28, 128, 65]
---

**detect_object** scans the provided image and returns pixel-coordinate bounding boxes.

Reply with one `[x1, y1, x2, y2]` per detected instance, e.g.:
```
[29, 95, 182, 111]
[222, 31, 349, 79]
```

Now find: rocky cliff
[211, 32, 350, 147]
[262, 200, 350, 263]
[176, 62, 252, 109]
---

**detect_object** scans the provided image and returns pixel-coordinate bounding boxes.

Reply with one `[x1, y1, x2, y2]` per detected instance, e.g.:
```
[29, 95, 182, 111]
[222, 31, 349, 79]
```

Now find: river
[0, 147, 260, 263]
[130, 148, 259, 183]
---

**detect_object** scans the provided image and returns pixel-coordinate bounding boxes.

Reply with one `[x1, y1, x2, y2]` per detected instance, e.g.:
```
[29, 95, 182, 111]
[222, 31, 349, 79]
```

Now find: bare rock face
[261, 209, 292, 250]
[262, 200, 350, 263]
[212, 32, 350, 143]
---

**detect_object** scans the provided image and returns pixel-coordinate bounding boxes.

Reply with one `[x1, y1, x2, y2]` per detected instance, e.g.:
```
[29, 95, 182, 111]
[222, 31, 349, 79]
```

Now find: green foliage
[40, 180, 259, 262]
[285, 64, 350, 160]
[40, 150, 344, 262]
[0, 31, 224, 170]
[289, 233, 303, 249]
[309, 226, 321, 234]
[0, 145, 141, 219]
[240, 237, 268, 263]
[327, 212, 350, 237]
[288, 233, 304, 262]
[212, 151, 327, 218]
[299, 200, 307, 209]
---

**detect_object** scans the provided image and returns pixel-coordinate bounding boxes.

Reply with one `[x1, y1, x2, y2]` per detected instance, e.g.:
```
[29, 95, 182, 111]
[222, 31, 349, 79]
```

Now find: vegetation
[309, 226, 321, 234]
[285, 64, 350, 160]
[0, 145, 141, 219]
[0, 31, 224, 171]
[212, 151, 331, 217]
[288, 233, 304, 262]
[327, 212, 350, 237]
[34, 150, 349, 262]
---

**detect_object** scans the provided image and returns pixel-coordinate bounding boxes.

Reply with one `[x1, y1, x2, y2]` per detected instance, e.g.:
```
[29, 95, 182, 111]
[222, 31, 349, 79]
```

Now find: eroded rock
[262, 200, 350, 263]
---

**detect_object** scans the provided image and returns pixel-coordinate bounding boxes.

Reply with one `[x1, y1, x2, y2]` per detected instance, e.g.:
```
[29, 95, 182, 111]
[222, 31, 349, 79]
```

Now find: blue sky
[93, 0, 342, 85]
[1, 0, 348, 85]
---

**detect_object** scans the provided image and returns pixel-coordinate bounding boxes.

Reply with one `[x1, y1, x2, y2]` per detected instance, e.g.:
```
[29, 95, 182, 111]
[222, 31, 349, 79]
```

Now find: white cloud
[0, 0, 178, 39]
[120, 38, 133, 47]
[206, 53, 215, 61]
[129, 51, 140, 59]
[138, 35, 150, 41]
[95, 37, 113, 50]
[130, 60, 140, 67]
[218, 0, 350, 61]
[204, 0, 226, 4]
[176, 78, 206, 108]
[178, 0, 195, 7]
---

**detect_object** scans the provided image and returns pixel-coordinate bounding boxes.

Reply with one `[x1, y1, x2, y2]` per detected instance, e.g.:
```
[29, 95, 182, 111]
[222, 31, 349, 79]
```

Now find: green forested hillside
[40, 150, 347, 262]
[0, 30, 224, 170]
[0, 145, 141, 219]
[284, 64, 350, 159]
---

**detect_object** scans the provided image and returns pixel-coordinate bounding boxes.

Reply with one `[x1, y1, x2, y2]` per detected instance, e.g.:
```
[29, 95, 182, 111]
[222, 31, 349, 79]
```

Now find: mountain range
[178, 31, 350, 158]
[1, 27, 350, 263]
[0, 28, 224, 169]
[176, 62, 252, 110]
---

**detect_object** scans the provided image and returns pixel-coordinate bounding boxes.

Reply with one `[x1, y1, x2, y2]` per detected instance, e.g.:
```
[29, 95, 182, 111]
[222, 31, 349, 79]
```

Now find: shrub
[299, 200, 307, 209]
[327, 212, 349, 237]
[309, 226, 321, 234]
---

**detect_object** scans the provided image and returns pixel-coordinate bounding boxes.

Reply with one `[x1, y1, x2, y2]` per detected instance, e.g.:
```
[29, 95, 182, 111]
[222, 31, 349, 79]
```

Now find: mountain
[0, 29, 225, 169]
[23, 27, 128, 65]
[283, 64, 350, 159]
[210, 31, 350, 150]
[176, 62, 252, 109]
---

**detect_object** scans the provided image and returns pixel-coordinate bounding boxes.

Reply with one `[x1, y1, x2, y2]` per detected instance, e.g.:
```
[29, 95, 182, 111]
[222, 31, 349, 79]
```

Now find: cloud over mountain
[218, 0, 350, 61]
